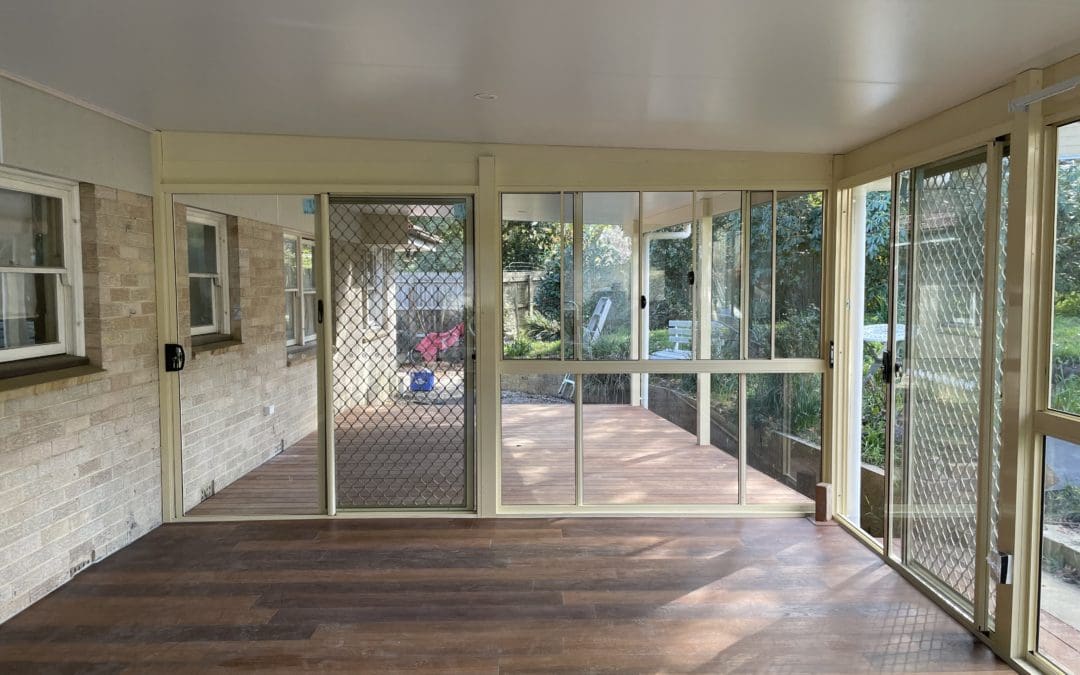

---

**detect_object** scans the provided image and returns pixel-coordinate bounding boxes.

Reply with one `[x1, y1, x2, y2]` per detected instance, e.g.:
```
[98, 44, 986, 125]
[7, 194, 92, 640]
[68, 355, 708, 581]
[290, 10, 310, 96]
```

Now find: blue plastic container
[410, 369, 435, 392]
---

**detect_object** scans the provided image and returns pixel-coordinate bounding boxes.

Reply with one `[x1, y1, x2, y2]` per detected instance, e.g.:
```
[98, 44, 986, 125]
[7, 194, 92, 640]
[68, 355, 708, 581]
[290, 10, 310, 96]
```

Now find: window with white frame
[284, 233, 316, 346]
[0, 166, 83, 364]
[186, 208, 229, 336]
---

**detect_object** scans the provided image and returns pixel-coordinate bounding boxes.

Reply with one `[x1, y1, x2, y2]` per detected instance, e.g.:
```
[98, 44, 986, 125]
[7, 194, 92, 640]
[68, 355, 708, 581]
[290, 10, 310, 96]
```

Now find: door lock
[164, 343, 186, 372]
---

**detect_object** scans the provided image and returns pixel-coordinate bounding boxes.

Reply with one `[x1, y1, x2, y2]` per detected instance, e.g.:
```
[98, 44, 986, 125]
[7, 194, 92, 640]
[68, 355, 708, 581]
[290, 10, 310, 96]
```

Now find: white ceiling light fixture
[473, 92, 498, 101]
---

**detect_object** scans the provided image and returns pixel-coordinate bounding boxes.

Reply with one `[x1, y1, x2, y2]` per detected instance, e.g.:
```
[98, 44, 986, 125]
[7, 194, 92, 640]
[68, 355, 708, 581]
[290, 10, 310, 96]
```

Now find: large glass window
[642, 192, 694, 360]
[701, 191, 742, 359]
[746, 373, 821, 504]
[775, 191, 824, 358]
[582, 193, 635, 360]
[500, 190, 822, 363]
[0, 169, 80, 362]
[748, 191, 774, 358]
[1052, 121, 1080, 416]
[501, 194, 571, 360]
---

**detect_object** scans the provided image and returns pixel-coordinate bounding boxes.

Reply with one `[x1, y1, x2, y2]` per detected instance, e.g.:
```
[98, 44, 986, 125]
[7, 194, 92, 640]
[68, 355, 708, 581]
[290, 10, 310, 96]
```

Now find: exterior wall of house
[0, 184, 161, 624]
[173, 203, 317, 513]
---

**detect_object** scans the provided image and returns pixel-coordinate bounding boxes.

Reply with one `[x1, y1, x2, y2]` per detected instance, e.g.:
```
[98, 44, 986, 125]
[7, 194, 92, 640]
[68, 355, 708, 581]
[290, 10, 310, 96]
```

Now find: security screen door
[327, 197, 474, 509]
[847, 146, 1007, 628]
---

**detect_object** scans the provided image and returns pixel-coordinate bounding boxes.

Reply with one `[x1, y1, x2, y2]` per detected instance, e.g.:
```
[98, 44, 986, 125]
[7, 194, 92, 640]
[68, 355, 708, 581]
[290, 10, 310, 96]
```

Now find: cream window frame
[0, 165, 83, 363]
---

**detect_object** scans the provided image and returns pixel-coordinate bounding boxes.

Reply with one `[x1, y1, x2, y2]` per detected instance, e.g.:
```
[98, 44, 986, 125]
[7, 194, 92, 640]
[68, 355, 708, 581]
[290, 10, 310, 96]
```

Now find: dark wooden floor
[0, 518, 1009, 674]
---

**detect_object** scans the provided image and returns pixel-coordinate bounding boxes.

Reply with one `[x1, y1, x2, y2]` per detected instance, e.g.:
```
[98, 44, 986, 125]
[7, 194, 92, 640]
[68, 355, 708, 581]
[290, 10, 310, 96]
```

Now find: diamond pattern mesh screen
[906, 156, 988, 608]
[329, 198, 472, 509]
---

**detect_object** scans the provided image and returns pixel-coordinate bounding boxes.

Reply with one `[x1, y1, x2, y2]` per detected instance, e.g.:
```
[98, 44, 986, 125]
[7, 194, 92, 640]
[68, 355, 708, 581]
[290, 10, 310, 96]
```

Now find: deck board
[189, 403, 810, 515]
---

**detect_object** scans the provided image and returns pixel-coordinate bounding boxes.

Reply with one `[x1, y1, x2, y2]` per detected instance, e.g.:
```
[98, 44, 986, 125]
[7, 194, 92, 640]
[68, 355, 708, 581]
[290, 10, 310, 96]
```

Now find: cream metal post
[997, 70, 1046, 660]
[476, 156, 499, 517]
[152, 131, 183, 523]
[697, 193, 713, 445]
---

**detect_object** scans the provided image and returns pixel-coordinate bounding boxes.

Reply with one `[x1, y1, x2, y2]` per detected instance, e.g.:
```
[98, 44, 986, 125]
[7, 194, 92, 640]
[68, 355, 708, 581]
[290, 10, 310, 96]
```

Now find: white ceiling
[3, 0, 1080, 154]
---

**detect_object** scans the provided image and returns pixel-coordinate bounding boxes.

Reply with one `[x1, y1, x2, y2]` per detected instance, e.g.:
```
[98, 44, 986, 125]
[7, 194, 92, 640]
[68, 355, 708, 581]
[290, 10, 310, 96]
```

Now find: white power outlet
[263, 404, 275, 416]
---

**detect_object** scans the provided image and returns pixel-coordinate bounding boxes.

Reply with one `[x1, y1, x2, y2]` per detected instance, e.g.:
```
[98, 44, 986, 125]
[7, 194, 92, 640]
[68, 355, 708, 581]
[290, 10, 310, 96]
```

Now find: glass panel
[746, 373, 820, 504]
[1038, 436, 1080, 674]
[283, 236, 298, 290]
[1051, 122, 1080, 416]
[582, 193, 635, 360]
[891, 169, 913, 562]
[284, 290, 297, 343]
[501, 374, 574, 505]
[301, 240, 315, 291]
[583, 372, 738, 504]
[748, 191, 773, 358]
[701, 191, 742, 359]
[905, 152, 988, 611]
[187, 222, 218, 275]
[775, 191, 823, 358]
[642, 192, 694, 360]
[303, 293, 317, 340]
[189, 276, 215, 329]
[501, 194, 568, 360]
[710, 374, 740, 495]
[0, 187, 63, 268]
[0, 273, 59, 350]
[849, 178, 892, 545]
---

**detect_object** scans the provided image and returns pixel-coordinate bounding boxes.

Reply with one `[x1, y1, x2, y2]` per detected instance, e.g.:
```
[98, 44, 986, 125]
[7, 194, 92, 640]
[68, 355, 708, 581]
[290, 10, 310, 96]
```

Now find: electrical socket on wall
[263, 404, 275, 416]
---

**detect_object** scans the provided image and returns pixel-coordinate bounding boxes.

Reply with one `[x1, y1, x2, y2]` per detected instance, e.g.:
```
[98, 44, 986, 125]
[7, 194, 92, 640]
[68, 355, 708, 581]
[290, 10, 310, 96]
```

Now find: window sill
[287, 343, 318, 366]
[0, 355, 102, 394]
[192, 334, 243, 356]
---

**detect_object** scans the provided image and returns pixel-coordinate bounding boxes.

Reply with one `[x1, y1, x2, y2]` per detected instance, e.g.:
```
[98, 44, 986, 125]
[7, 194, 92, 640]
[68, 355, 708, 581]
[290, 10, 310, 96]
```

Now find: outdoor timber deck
[190, 403, 809, 515]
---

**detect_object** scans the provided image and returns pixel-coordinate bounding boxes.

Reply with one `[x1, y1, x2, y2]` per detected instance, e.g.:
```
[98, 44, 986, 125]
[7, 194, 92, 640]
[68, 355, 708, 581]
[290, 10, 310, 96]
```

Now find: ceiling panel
[2, 0, 1080, 153]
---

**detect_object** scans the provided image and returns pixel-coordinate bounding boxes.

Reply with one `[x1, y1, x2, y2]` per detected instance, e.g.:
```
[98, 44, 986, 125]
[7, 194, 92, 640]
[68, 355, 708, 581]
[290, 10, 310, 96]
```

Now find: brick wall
[174, 204, 317, 513]
[0, 184, 161, 623]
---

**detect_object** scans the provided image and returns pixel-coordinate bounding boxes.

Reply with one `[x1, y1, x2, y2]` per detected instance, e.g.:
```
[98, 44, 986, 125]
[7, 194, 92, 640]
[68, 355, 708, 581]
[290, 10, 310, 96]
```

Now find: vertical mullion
[575, 373, 584, 506]
[697, 192, 712, 445]
[315, 194, 334, 516]
[739, 373, 747, 505]
[883, 173, 901, 558]
[574, 193, 584, 360]
[740, 192, 750, 361]
[574, 194, 585, 505]
[559, 192, 568, 361]
[631, 192, 641, 361]
[770, 191, 778, 359]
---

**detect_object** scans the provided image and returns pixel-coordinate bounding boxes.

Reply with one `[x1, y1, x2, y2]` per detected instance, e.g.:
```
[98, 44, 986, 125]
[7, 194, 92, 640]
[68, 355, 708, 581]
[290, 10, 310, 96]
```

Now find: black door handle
[164, 343, 186, 372]
[881, 349, 892, 385]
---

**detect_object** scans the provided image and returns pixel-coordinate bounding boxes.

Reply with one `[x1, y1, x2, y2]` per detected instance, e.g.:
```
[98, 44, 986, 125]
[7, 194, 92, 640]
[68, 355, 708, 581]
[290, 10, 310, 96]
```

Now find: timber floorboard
[0, 518, 1009, 673]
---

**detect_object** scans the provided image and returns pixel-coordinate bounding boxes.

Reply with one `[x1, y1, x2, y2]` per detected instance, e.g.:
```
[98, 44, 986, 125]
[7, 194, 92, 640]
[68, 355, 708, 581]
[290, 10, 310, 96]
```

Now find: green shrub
[503, 335, 533, 358]
[523, 312, 560, 341]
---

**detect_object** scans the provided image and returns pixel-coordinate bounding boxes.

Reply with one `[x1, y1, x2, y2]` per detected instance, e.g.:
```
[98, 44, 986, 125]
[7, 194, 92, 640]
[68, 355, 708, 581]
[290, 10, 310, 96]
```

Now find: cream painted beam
[158, 131, 833, 193]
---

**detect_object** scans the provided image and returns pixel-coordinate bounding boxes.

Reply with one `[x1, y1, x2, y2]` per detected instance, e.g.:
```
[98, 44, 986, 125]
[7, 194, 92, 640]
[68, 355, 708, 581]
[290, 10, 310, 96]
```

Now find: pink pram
[413, 323, 465, 363]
